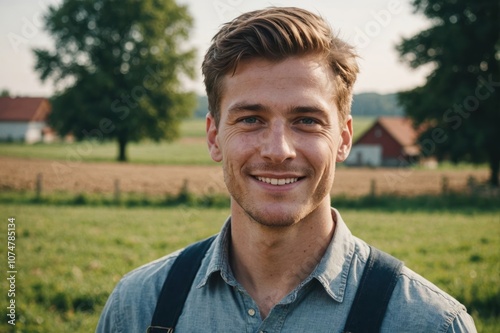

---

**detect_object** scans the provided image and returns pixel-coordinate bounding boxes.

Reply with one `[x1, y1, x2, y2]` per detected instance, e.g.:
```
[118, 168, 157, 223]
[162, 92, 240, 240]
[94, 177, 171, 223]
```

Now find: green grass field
[0, 117, 376, 165]
[1, 116, 497, 331]
[0, 204, 498, 332]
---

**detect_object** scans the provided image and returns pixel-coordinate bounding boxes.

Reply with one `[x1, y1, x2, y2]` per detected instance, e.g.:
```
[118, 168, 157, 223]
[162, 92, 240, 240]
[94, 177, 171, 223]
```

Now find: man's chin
[245, 207, 303, 228]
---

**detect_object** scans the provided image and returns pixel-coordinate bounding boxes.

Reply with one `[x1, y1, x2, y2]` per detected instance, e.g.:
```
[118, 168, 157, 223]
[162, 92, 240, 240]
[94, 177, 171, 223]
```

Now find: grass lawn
[0, 204, 498, 332]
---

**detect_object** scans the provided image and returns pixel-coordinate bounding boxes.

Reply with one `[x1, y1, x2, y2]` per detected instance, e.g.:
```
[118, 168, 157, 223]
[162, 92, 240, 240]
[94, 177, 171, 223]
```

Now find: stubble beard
[223, 162, 331, 228]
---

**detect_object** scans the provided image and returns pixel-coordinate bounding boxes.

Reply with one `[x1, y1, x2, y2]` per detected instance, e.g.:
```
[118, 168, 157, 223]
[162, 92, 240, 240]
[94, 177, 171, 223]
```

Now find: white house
[0, 97, 53, 143]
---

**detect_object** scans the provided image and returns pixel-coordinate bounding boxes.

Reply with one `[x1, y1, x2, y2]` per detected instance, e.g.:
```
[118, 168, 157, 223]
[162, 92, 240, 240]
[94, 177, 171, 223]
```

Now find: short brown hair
[202, 7, 359, 126]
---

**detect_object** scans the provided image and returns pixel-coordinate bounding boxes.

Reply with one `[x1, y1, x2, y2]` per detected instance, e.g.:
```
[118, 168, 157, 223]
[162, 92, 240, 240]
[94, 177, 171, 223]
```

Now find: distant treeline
[351, 93, 404, 117]
[193, 93, 404, 118]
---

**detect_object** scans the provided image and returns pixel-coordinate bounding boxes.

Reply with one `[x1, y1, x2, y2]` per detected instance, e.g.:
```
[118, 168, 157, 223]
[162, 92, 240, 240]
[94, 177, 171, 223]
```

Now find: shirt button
[247, 308, 256, 316]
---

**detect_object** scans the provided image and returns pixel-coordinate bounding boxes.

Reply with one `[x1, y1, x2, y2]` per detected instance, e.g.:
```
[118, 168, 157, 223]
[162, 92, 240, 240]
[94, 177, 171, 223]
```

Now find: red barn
[346, 117, 420, 167]
[0, 97, 53, 143]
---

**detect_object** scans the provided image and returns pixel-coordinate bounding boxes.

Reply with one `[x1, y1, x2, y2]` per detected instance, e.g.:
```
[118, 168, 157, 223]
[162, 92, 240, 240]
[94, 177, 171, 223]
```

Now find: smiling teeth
[256, 177, 299, 185]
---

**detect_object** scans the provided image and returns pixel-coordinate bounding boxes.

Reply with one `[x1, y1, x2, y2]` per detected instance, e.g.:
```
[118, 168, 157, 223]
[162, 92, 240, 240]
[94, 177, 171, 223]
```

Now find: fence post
[178, 179, 191, 203]
[441, 176, 449, 195]
[467, 175, 477, 195]
[36, 173, 43, 199]
[370, 179, 376, 197]
[114, 179, 121, 204]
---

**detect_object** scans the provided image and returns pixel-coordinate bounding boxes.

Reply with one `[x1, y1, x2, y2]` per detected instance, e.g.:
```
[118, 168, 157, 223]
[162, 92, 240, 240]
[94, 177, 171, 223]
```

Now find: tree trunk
[117, 136, 128, 162]
[489, 154, 499, 187]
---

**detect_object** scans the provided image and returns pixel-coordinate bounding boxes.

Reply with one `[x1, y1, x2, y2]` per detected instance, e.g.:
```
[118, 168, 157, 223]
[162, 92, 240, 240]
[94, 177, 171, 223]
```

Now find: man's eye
[299, 118, 317, 125]
[241, 117, 258, 124]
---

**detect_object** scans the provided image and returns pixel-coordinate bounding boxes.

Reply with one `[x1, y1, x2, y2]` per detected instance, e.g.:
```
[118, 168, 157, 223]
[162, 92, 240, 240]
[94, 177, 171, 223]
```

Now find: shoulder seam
[121, 250, 182, 281]
[113, 278, 125, 333]
[399, 270, 466, 332]
[400, 270, 464, 307]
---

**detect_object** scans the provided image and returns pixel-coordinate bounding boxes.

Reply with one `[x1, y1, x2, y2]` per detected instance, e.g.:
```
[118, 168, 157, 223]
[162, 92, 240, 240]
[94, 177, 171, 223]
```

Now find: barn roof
[377, 117, 417, 147]
[355, 116, 420, 156]
[0, 97, 51, 122]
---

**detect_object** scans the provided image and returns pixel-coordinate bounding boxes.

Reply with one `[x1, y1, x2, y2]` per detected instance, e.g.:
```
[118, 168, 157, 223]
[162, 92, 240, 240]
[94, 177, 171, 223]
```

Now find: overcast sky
[0, 0, 433, 97]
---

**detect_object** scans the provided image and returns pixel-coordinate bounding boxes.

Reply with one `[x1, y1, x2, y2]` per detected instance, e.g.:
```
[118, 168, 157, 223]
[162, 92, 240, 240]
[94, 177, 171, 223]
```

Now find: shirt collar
[197, 209, 356, 303]
[310, 208, 356, 302]
[197, 216, 238, 288]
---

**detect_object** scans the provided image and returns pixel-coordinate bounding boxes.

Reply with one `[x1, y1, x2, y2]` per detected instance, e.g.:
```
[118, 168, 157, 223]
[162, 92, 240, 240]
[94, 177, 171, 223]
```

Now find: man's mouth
[255, 177, 300, 186]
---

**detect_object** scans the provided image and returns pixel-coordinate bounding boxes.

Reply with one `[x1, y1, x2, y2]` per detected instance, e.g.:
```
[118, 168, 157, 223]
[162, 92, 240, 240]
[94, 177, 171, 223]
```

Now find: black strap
[343, 246, 403, 333]
[147, 236, 216, 333]
[148, 238, 401, 333]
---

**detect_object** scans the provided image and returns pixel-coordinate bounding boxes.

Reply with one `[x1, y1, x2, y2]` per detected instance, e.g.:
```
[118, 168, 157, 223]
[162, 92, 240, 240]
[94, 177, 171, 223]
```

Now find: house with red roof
[0, 97, 54, 143]
[346, 117, 421, 167]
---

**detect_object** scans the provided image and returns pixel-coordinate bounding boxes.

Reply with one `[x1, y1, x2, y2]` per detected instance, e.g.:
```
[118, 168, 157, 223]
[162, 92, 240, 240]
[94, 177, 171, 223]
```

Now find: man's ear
[336, 115, 353, 162]
[206, 113, 222, 162]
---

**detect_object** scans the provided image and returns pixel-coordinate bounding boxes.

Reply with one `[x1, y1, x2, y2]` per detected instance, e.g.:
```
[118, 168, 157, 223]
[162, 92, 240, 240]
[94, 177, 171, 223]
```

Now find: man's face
[207, 55, 352, 227]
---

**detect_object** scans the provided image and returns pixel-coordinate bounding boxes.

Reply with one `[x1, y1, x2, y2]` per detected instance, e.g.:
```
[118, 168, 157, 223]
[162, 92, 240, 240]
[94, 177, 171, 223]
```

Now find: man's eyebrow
[289, 105, 329, 115]
[226, 103, 330, 116]
[227, 102, 267, 114]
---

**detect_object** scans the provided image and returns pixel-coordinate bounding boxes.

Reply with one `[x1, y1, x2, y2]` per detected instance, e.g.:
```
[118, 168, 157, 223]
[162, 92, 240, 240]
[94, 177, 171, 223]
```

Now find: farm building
[346, 117, 420, 167]
[0, 97, 54, 143]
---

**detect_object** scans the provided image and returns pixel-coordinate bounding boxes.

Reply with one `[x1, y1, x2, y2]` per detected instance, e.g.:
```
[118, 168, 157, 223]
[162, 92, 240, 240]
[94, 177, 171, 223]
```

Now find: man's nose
[260, 123, 296, 163]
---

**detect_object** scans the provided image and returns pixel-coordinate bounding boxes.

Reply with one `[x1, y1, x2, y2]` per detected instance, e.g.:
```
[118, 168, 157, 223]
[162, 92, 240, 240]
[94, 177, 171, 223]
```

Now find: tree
[397, 0, 500, 186]
[34, 0, 196, 161]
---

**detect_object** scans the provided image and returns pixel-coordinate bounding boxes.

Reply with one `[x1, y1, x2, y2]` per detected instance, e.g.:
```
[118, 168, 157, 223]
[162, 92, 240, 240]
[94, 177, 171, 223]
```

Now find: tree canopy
[397, 0, 500, 186]
[34, 0, 197, 161]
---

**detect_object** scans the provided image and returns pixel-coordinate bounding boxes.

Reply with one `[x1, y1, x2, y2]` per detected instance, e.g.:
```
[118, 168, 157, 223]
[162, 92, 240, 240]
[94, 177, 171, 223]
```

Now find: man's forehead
[228, 54, 332, 78]
[218, 56, 337, 111]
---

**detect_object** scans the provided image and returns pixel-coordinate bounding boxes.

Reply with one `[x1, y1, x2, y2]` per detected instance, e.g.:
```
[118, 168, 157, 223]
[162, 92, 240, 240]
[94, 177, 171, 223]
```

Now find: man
[97, 7, 476, 332]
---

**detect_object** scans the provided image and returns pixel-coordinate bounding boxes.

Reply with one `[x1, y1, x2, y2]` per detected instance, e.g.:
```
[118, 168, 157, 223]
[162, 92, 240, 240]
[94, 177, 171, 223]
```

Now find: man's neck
[229, 202, 335, 319]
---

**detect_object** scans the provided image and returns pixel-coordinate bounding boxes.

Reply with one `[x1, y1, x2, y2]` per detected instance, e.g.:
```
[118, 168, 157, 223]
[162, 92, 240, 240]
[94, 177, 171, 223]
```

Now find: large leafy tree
[34, 0, 196, 161]
[397, 0, 500, 186]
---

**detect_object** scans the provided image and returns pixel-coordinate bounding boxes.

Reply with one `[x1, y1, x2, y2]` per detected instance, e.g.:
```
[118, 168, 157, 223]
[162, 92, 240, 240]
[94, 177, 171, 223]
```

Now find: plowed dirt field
[0, 156, 490, 197]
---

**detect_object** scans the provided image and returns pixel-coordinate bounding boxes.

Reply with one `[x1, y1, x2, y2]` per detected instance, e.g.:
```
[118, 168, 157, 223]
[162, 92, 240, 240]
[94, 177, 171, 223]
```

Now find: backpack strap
[147, 235, 216, 333]
[343, 246, 403, 333]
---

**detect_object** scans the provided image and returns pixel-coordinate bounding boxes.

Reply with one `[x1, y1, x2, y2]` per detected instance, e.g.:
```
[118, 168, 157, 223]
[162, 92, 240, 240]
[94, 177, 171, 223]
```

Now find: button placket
[235, 287, 261, 331]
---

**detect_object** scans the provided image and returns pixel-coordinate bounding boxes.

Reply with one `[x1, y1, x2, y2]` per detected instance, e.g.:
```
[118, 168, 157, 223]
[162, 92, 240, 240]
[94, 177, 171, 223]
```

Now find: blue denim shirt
[96, 209, 476, 332]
